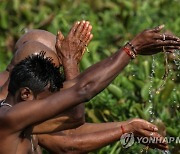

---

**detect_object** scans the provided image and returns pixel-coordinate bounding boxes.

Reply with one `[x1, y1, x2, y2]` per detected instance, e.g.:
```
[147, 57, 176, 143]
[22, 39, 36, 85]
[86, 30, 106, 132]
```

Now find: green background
[0, 0, 179, 153]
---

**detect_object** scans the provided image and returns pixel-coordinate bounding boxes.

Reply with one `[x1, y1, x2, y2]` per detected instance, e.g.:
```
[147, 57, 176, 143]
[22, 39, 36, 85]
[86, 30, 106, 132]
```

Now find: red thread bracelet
[121, 125, 125, 134]
[123, 46, 136, 59]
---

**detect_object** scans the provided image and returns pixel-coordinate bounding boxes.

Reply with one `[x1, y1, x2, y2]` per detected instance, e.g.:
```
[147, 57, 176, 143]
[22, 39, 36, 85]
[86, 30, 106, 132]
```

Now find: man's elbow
[77, 82, 96, 102]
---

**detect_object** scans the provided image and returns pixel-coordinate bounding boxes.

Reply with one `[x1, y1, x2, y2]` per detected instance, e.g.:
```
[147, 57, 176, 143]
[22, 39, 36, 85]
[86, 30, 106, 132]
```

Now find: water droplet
[149, 110, 153, 115]
[150, 119, 154, 122]
[156, 90, 160, 94]
[162, 150, 171, 154]
[86, 47, 90, 53]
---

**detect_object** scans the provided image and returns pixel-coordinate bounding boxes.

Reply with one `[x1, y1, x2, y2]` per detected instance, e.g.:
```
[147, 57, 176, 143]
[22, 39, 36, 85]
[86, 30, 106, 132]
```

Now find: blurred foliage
[0, 0, 180, 153]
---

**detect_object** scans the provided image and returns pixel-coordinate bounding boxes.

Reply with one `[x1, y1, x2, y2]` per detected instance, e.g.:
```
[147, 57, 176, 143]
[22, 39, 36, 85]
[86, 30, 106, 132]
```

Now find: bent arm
[33, 60, 85, 134]
[73, 48, 130, 99]
[2, 47, 130, 132]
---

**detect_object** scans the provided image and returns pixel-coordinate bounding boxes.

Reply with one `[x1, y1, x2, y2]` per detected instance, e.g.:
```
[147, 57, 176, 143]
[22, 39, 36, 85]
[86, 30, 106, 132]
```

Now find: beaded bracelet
[123, 46, 136, 59]
[127, 42, 137, 55]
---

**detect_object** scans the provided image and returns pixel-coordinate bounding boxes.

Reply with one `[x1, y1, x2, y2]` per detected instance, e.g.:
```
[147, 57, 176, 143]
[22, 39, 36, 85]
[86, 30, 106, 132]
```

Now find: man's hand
[56, 20, 93, 64]
[130, 25, 180, 55]
[126, 118, 168, 150]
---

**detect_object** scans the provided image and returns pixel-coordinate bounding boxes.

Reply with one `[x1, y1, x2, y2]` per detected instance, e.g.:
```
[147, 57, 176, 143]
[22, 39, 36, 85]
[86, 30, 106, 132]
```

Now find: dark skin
[0, 42, 60, 101]
[38, 120, 167, 154]
[0, 29, 58, 88]
[0, 71, 9, 87]
[0, 21, 93, 154]
[0, 24, 91, 132]
[37, 24, 180, 153]
[14, 29, 57, 54]
[39, 24, 179, 153]
[1, 23, 180, 153]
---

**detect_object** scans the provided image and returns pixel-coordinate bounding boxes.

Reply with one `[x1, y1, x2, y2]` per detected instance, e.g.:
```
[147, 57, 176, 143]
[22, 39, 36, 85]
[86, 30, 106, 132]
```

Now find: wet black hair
[8, 51, 63, 96]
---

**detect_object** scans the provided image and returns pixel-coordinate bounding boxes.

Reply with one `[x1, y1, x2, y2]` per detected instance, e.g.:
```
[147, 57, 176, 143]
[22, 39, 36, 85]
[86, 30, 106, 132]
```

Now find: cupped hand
[126, 118, 168, 150]
[56, 20, 93, 64]
[130, 25, 180, 55]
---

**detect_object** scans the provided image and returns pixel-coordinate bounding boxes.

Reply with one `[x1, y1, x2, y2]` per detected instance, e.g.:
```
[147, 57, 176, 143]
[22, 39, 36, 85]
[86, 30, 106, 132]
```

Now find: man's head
[8, 52, 63, 101]
[14, 29, 56, 53]
[7, 41, 60, 72]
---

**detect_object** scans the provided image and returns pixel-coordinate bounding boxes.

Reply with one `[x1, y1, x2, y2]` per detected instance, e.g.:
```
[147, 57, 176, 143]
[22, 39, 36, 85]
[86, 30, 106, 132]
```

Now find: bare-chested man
[0, 29, 58, 88]
[0, 21, 177, 153]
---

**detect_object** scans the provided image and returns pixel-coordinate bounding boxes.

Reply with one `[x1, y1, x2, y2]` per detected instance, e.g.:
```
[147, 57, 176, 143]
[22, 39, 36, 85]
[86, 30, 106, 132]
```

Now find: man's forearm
[63, 122, 127, 135]
[74, 48, 130, 101]
[38, 122, 130, 153]
[5, 47, 130, 132]
[63, 60, 80, 80]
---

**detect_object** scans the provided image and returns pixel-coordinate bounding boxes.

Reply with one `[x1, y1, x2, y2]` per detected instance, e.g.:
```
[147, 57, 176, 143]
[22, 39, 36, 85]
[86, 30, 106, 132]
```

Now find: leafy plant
[0, 0, 179, 153]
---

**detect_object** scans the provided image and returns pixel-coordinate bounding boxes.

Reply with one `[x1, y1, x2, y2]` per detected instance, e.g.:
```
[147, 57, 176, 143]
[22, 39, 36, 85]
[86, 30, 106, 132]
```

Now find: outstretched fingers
[139, 120, 158, 132]
[79, 21, 90, 40]
[81, 34, 93, 55]
[77, 22, 93, 52]
[80, 24, 93, 45]
[75, 20, 86, 38]
[154, 33, 180, 41]
[86, 34, 93, 46]
[138, 130, 168, 150]
[156, 46, 180, 53]
[155, 40, 180, 46]
[68, 21, 80, 36]
[149, 25, 165, 33]
[56, 31, 64, 49]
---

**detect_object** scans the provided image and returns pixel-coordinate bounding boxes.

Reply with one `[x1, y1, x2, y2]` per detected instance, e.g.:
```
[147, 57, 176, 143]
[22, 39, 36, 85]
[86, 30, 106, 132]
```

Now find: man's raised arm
[1, 25, 180, 133]
[32, 21, 93, 133]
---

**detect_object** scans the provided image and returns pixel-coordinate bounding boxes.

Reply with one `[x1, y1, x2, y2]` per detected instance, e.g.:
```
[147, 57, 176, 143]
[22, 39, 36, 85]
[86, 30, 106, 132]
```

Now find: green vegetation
[0, 0, 179, 153]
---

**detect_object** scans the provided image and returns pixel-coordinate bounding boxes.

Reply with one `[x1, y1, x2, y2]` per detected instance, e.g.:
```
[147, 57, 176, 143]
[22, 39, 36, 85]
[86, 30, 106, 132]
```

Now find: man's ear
[20, 87, 34, 101]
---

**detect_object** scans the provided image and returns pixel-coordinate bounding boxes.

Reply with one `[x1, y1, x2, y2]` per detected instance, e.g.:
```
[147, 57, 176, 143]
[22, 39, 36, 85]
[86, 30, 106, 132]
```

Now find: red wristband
[123, 46, 136, 59]
[121, 125, 125, 134]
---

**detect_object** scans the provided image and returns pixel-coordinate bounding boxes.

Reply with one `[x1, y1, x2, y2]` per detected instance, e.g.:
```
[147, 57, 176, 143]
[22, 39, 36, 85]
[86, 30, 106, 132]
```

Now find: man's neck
[0, 78, 9, 100]
[0, 71, 9, 87]
[4, 93, 17, 106]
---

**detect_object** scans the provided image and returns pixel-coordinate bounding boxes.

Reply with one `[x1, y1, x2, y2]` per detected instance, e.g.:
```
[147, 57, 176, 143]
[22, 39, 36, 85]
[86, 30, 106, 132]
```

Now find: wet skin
[0, 22, 178, 153]
[0, 21, 93, 154]
[38, 25, 180, 153]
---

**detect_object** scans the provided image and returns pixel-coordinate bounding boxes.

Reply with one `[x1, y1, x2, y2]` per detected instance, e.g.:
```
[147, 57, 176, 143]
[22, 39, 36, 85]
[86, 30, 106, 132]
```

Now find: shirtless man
[0, 29, 58, 88]
[2, 21, 180, 153]
[1, 21, 180, 154]
[0, 21, 94, 154]
[37, 25, 180, 153]
[0, 21, 93, 133]
[0, 29, 59, 100]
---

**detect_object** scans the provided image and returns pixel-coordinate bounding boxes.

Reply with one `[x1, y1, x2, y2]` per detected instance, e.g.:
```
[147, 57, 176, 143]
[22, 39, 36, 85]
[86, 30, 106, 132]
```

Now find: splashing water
[148, 55, 156, 122]
[139, 50, 179, 154]
[145, 50, 179, 154]
[156, 48, 170, 93]
[172, 50, 180, 72]
[86, 47, 90, 53]
[172, 50, 180, 109]
[161, 150, 171, 154]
